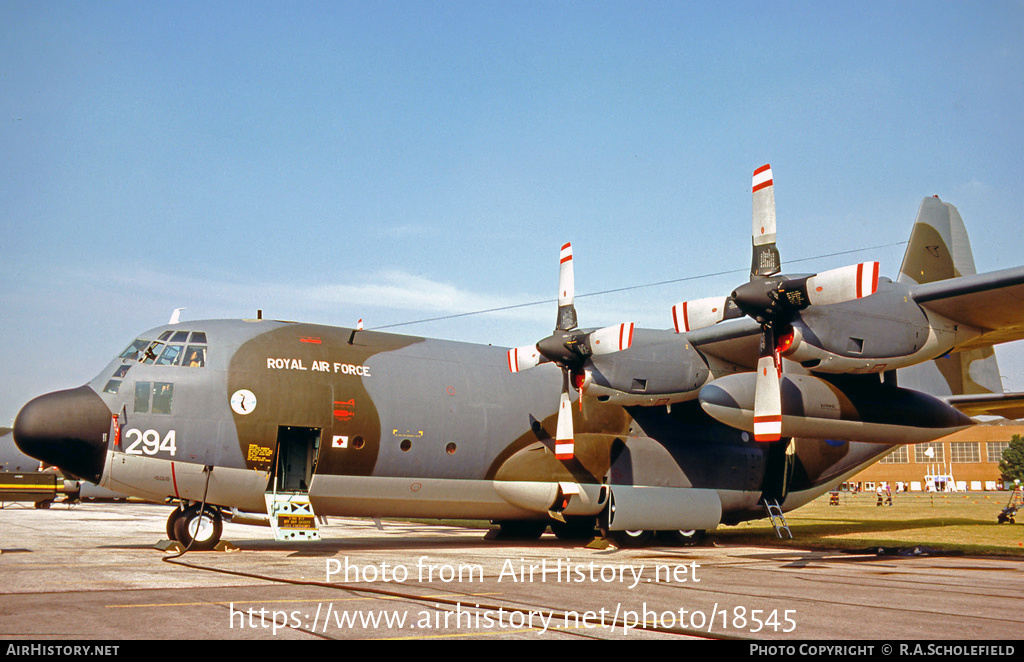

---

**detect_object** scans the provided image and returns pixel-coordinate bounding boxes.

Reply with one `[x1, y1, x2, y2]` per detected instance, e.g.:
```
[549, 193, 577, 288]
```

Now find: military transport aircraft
[12, 166, 1024, 549]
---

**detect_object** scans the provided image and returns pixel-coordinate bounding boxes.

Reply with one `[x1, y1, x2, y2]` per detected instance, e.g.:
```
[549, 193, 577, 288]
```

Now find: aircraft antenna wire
[370, 241, 908, 332]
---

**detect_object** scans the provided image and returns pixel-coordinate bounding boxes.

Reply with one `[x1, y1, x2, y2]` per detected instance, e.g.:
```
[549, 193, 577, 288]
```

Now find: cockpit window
[119, 339, 150, 361]
[120, 331, 207, 367]
[155, 344, 183, 366]
[182, 345, 206, 368]
[141, 341, 165, 364]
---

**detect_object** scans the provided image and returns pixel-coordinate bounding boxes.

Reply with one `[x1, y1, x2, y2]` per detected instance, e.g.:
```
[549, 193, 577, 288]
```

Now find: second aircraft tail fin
[897, 196, 1003, 398]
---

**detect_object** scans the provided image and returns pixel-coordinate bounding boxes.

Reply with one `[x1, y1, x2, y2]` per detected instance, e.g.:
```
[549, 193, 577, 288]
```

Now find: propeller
[507, 242, 635, 460]
[672, 164, 880, 441]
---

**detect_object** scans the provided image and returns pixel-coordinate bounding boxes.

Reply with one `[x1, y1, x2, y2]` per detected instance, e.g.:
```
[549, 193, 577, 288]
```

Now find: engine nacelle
[779, 297, 981, 375]
[584, 330, 711, 406]
[699, 372, 973, 444]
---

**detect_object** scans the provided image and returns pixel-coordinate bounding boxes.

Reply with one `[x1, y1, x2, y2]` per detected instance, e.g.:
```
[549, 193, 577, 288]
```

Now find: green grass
[716, 491, 1024, 557]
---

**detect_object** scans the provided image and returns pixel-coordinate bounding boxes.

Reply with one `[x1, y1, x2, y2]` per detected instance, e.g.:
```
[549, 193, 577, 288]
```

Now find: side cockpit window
[182, 345, 206, 367]
[119, 339, 150, 361]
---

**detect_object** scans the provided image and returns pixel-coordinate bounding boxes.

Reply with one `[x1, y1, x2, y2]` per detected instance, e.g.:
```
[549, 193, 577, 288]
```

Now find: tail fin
[898, 195, 977, 285]
[897, 196, 1003, 397]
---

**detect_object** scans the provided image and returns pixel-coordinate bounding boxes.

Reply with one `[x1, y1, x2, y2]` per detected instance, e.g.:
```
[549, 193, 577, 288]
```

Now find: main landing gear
[490, 517, 707, 548]
[166, 503, 223, 551]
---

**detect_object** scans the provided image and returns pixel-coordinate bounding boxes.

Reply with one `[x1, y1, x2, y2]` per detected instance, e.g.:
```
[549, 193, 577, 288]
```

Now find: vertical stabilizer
[897, 196, 1002, 397]
[898, 195, 977, 284]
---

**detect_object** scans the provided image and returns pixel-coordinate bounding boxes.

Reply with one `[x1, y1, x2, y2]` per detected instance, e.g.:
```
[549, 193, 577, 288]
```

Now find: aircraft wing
[686, 316, 762, 368]
[912, 265, 1024, 350]
[946, 392, 1024, 420]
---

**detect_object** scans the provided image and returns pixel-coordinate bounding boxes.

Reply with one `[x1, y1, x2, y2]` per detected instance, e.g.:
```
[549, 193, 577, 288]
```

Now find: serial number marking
[124, 428, 177, 457]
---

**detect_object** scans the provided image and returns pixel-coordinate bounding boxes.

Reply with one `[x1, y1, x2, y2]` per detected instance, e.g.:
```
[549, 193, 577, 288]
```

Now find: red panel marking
[300, 337, 322, 344]
[171, 462, 180, 499]
[334, 399, 355, 421]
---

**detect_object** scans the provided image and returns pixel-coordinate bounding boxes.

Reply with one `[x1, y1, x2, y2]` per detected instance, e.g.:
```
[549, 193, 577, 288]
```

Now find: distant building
[848, 422, 1021, 492]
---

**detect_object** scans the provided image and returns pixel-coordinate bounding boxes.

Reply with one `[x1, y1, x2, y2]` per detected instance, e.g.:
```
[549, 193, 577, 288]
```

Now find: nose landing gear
[166, 504, 223, 551]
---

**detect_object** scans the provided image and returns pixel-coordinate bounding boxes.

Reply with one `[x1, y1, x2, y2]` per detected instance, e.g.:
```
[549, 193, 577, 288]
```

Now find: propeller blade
[672, 296, 731, 332]
[554, 385, 574, 460]
[507, 344, 544, 373]
[589, 322, 635, 355]
[805, 261, 880, 306]
[556, 242, 578, 331]
[752, 354, 782, 442]
[751, 164, 781, 278]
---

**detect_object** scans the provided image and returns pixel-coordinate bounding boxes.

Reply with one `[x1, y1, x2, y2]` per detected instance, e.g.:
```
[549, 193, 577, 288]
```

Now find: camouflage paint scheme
[13, 190, 1024, 546]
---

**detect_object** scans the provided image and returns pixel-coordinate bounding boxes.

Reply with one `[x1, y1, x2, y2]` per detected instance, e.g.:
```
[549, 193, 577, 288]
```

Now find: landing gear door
[265, 426, 322, 542]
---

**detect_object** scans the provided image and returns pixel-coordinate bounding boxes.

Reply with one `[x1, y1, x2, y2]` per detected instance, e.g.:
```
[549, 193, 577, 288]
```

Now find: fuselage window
[134, 381, 174, 414]
[190, 331, 207, 344]
[135, 382, 151, 413]
[152, 382, 174, 414]
[170, 330, 190, 343]
[103, 380, 121, 394]
[158, 331, 174, 341]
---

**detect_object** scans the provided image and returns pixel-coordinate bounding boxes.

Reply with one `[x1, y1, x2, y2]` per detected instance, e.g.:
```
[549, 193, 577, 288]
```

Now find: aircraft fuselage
[13, 318, 943, 542]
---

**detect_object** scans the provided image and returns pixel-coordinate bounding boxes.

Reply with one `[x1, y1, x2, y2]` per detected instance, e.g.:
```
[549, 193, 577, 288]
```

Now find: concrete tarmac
[0, 502, 1020, 641]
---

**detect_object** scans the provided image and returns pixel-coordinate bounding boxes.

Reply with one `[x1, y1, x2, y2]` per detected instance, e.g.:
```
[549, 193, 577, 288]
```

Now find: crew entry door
[265, 426, 323, 541]
[274, 425, 321, 493]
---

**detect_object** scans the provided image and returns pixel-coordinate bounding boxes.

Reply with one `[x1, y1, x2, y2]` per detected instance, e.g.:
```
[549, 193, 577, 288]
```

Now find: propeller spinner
[507, 242, 634, 460]
[672, 164, 880, 441]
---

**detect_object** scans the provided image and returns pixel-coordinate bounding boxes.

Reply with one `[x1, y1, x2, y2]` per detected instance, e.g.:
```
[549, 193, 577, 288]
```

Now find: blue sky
[2, 1, 1024, 425]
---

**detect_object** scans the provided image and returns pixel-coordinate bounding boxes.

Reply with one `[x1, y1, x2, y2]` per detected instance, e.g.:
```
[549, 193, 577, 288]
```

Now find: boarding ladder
[762, 498, 792, 539]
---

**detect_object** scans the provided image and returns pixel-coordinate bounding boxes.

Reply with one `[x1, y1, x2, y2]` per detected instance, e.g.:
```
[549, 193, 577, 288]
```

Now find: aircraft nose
[13, 386, 112, 484]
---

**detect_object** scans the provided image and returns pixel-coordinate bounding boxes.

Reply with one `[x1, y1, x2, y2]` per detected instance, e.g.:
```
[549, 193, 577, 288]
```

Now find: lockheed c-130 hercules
[13, 165, 1024, 550]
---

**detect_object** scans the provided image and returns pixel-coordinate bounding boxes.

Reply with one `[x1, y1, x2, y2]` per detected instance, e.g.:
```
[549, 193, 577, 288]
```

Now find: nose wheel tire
[166, 507, 183, 541]
[172, 505, 223, 551]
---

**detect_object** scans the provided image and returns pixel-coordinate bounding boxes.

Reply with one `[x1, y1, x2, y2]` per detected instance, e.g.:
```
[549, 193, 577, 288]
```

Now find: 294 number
[124, 428, 177, 457]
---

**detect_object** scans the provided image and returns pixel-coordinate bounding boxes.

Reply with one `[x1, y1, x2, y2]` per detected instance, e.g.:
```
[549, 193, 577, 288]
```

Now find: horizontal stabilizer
[946, 392, 1024, 420]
